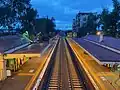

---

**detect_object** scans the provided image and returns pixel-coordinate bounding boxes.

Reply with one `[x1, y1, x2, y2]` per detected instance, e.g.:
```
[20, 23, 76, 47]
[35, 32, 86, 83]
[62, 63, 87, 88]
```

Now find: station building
[0, 35, 32, 80]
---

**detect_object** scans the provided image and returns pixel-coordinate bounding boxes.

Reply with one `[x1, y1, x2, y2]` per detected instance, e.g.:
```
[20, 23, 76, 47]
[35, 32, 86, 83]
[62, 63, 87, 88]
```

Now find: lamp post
[96, 24, 104, 42]
[96, 31, 104, 42]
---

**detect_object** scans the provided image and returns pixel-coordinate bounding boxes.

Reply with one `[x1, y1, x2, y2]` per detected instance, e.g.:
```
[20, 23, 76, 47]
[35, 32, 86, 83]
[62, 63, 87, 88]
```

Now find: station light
[96, 31, 101, 36]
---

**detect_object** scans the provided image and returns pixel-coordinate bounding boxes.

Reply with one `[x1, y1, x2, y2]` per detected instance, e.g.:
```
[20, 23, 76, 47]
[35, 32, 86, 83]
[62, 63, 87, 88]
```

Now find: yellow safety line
[17, 73, 34, 76]
[67, 38, 101, 90]
[67, 38, 117, 90]
[25, 47, 53, 90]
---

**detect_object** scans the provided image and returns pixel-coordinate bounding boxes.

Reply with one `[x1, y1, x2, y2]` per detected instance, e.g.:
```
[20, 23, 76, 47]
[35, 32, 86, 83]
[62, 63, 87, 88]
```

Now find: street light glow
[97, 31, 101, 36]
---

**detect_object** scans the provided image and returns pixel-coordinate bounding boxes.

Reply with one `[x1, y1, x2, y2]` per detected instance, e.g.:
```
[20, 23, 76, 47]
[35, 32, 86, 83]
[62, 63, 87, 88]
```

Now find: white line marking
[29, 69, 34, 73]
[67, 38, 99, 90]
[100, 77, 106, 81]
[73, 39, 102, 65]
[84, 39, 120, 54]
[41, 44, 51, 55]
[4, 43, 30, 53]
[32, 38, 59, 90]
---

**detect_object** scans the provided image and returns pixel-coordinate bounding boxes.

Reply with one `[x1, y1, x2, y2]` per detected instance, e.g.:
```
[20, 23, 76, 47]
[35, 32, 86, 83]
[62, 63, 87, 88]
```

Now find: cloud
[55, 20, 72, 30]
[91, 5, 113, 14]
[31, 0, 114, 30]
[108, 5, 113, 12]
[64, 7, 79, 15]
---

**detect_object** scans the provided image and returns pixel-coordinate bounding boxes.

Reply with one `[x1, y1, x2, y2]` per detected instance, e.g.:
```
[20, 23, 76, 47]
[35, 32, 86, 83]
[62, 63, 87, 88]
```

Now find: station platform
[67, 38, 120, 90]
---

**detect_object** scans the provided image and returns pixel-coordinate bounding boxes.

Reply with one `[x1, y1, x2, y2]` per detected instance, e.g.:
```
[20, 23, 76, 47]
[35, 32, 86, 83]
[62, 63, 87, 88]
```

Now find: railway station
[1, 0, 120, 90]
[0, 35, 47, 80]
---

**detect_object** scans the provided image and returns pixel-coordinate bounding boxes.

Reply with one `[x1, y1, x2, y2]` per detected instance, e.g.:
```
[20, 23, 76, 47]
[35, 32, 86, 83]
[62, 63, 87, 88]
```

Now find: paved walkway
[68, 38, 120, 90]
[0, 44, 53, 90]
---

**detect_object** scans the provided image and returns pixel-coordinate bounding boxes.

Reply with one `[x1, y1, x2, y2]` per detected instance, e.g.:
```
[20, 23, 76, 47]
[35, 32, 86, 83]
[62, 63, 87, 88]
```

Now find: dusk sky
[31, 0, 115, 30]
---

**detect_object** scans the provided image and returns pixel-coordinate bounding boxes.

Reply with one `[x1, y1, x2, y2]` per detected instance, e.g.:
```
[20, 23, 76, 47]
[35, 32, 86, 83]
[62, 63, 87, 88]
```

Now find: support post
[0, 55, 7, 81]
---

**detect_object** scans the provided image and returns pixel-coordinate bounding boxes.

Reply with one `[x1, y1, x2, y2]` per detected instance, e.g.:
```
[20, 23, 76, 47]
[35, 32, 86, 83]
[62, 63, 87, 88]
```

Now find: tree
[35, 18, 56, 36]
[100, 8, 112, 35]
[99, 0, 120, 37]
[86, 13, 99, 34]
[46, 18, 56, 35]
[34, 17, 56, 41]
[0, 0, 16, 30]
[0, 0, 37, 36]
[20, 8, 37, 34]
[110, 0, 120, 37]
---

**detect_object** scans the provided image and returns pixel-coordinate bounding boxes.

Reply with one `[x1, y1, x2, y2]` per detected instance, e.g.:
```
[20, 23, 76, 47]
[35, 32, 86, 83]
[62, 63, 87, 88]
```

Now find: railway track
[39, 38, 87, 90]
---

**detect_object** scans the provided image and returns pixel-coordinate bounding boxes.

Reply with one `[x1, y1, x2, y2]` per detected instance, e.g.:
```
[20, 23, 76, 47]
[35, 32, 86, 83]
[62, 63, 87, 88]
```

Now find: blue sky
[31, 0, 115, 30]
